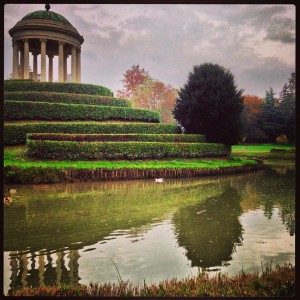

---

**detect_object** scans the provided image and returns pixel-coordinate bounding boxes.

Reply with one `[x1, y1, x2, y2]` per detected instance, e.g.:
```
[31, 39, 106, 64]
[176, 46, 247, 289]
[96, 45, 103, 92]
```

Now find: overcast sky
[4, 3, 295, 98]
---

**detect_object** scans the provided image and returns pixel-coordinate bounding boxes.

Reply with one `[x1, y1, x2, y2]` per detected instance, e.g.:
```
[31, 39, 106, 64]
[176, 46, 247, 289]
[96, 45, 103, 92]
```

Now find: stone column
[71, 46, 77, 83]
[76, 49, 81, 83]
[48, 54, 53, 82]
[19, 49, 24, 79]
[64, 55, 68, 82]
[23, 39, 29, 79]
[40, 39, 47, 82]
[12, 41, 19, 79]
[58, 42, 64, 82]
[32, 52, 38, 81]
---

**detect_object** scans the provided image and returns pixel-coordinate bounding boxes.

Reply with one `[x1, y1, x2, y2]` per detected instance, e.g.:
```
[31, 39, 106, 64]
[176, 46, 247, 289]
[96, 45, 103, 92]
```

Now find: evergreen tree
[173, 63, 244, 145]
[264, 87, 276, 106]
[279, 83, 289, 102]
[257, 87, 285, 142]
[279, 72, 296, 142]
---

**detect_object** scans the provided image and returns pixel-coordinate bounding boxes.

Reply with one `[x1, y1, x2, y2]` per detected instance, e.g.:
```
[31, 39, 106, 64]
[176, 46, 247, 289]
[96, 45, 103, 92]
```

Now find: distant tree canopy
[173, 63, 244, 146]
[240, 72, 295, 143]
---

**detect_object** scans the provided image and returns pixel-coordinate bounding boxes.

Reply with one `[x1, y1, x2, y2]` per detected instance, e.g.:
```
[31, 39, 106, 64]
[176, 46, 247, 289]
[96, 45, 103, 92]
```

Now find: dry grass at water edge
[9, 264, 294, 297]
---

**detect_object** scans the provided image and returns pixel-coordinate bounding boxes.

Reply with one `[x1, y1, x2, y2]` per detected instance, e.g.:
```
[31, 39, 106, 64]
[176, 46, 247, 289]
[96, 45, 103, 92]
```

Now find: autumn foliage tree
[116, 65, 150, 99]
[131, 78, 178, 123]
[240, 95, 266, 142]
[117, 65, 178, 124]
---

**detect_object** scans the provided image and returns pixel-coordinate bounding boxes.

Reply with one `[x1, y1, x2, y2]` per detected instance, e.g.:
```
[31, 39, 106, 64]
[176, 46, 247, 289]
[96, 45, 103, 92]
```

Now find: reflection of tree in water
[278, 196, 295, 236]
[173, 186, 243, 268]
[253, 166, 295, 235]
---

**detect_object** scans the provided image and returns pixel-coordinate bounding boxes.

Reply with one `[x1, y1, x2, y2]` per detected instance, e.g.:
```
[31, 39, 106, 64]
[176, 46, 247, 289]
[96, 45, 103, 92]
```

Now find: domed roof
[21, 10, 72, 26]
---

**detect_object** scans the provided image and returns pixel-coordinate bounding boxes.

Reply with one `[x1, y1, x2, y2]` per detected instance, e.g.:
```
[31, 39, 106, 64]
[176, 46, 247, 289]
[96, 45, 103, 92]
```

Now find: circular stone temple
[9, 4, 84, 83]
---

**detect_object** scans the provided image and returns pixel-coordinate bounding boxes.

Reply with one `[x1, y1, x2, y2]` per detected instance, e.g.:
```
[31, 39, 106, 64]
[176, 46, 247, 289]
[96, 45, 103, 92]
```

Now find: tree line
[117, 64, 295, 145]
[241, 73, 295, 144]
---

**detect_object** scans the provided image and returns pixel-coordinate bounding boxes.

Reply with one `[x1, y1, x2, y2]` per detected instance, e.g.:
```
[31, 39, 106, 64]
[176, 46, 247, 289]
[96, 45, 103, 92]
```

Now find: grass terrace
[4, 79, 263, 183]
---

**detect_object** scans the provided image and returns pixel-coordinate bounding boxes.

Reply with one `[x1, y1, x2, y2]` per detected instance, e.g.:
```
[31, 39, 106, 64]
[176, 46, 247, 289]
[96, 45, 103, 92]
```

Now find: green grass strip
[232, 144, 295, 159]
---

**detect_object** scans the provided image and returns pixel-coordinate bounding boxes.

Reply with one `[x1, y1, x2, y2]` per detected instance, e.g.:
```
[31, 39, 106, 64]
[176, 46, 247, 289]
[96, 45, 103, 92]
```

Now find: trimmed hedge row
[4, 101, 160, 122]
[4, 80, 113, 96]
[27, 133, 206, 143]
[4, 91, 131, 107]
[4, 122, 182, 145]
[27, 140, 230, 160]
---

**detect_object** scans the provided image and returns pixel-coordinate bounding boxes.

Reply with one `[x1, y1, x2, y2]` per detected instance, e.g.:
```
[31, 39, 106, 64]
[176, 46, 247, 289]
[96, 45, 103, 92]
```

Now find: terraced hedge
[27, 140, 230, 160]
[4, 80, 113, 96]
[4, 122, 182, 145]
[4, 91, 131, 107]
[4, 101, 160, 122]
[27, 133, 206, 143]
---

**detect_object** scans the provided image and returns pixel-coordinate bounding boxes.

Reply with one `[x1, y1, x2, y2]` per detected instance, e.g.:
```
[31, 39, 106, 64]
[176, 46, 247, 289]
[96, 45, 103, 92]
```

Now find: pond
[3, 161, 295, 294]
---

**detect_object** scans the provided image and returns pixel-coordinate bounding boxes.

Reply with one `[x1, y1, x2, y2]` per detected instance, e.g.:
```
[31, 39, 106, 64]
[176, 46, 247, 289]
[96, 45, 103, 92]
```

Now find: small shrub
[275, 134, 289, 145]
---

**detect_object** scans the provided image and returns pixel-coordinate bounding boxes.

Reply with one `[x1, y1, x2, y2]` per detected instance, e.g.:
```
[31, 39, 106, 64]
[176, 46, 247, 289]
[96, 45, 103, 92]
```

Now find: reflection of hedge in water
[5, 122, 181, 145]
[4, 162, 263, 184]
[4, 180, 223, 252]
[4, 101, 160, 123]
[173, 186, 243, 268]
[27, 140, 230, 160]
[4, 91, 131, 107]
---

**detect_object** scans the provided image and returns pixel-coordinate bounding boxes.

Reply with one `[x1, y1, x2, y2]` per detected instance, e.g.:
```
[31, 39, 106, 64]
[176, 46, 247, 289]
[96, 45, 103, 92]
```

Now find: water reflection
[3, 162, 295, 294]
[173, 186, 243, 269]
[4, 179, 224, 252]
[7, 250, 80, 294]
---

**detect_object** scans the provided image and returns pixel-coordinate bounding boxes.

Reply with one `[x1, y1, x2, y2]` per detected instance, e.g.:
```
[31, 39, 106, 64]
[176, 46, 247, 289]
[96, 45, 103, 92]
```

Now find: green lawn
[4, 146, 256, 170]
[232, 143, 295, 158]
[232, 143, 295, 152]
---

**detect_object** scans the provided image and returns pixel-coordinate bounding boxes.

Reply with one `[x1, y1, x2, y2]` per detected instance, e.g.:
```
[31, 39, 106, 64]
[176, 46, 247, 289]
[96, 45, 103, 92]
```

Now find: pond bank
[4, 162, 263, 184]
[9, 264, 294, 297]
[4, 146, 263, 183]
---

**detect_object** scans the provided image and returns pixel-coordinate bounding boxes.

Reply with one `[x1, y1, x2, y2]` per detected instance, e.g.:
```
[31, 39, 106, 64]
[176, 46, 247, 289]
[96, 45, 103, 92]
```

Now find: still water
[3, 161, 295, 294]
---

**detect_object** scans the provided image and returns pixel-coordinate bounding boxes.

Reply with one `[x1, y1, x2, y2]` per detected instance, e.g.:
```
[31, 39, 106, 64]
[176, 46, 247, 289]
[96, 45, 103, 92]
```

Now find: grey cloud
[266, 30, 295, 43]
[223, 5, 295, 44]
